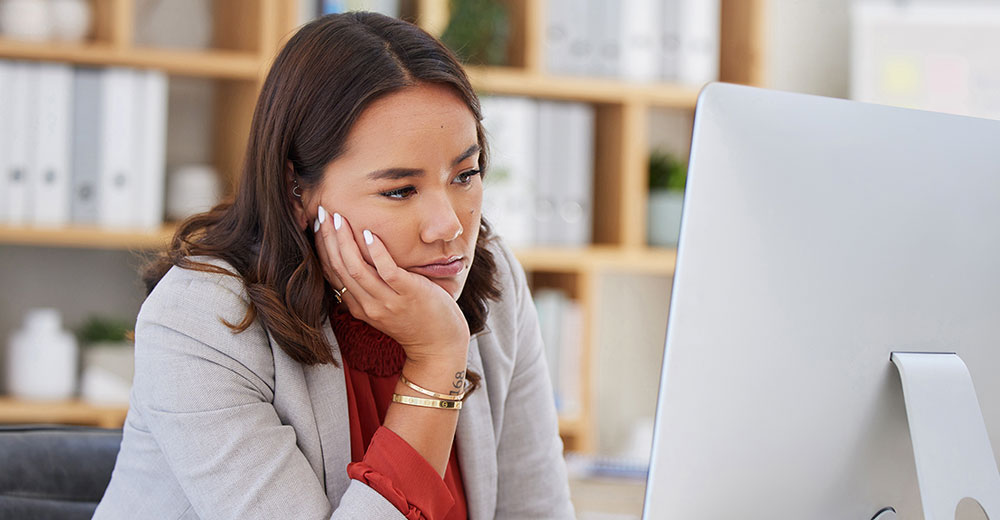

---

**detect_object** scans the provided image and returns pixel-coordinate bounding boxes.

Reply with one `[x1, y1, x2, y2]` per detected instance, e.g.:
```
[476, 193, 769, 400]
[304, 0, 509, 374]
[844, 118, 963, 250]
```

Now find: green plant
[76, 316, 134, 346]
[648, 150, 687, 191]
[440, 0, 510, 66]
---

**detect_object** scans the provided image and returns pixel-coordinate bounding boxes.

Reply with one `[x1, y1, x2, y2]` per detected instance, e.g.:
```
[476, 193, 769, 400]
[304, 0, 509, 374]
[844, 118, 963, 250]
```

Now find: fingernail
[334, 212, 342, 230]
[364, 229, 373, 245]
[317, 205, 327, 224]
[313, 219, 320, 233]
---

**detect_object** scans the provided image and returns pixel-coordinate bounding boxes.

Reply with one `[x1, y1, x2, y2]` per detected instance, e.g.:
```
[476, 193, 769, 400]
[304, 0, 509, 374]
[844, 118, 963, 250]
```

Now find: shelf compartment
[0, 39, 263, 80]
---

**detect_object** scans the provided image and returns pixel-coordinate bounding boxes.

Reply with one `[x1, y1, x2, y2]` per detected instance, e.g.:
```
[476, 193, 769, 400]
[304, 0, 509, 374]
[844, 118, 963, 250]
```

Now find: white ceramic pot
[0, 0, 52, 41]
[49, 0, 91, 41]
[647, 189, 685, 247]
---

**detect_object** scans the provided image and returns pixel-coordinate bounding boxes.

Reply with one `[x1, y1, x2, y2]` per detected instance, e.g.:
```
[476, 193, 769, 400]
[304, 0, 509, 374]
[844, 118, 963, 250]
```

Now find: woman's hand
[312, 206, 470, 367]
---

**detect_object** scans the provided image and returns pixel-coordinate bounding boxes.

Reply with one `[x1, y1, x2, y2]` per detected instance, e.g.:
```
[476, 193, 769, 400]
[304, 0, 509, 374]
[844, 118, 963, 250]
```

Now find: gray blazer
[93, 239, 574, 519]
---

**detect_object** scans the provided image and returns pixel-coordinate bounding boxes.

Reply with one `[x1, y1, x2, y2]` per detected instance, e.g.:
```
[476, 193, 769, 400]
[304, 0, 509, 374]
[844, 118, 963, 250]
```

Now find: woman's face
[301, 83, 483, 300]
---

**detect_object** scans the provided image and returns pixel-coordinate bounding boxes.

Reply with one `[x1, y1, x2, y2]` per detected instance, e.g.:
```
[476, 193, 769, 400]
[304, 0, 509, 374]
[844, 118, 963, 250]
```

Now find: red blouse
[332, 308, 468, 520]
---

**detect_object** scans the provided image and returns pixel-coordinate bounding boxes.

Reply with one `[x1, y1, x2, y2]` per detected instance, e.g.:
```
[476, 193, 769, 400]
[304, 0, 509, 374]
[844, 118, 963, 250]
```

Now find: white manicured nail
[334, 212, 342, 230]
[313, 219, 320, 233]
[317, 205, 327, 224]
[364, 229, 373, 245]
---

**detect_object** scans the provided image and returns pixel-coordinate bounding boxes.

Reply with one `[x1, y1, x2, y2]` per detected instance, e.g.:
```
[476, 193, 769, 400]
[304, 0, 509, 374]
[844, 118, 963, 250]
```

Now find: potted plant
[75, 316, 135, 405]
[647, 150, 687, 247]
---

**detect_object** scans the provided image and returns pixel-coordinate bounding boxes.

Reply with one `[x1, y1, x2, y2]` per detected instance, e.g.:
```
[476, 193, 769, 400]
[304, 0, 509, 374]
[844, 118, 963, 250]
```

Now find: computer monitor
[643, 83, 1000, 519]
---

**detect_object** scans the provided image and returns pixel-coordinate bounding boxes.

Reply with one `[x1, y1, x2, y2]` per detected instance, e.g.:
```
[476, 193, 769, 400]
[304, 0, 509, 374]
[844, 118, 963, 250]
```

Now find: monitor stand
[891, 352, 1000, 520]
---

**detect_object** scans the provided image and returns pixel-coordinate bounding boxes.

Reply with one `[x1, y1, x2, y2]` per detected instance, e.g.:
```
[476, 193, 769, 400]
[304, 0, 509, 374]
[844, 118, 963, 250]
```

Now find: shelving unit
[0, 0, 766, 453]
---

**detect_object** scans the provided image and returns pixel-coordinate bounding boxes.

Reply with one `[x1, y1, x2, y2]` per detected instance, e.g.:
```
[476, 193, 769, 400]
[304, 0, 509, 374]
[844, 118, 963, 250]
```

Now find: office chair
[0, 425, 122, 519]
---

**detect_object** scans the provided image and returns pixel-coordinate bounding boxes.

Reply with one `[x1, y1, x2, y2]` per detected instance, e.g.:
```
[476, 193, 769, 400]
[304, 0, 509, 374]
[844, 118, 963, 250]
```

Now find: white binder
[134, 69, 168, 230]
[98, 67, 138, 229]
[536, 101, 594, 246]
[31, 63, 74, 227]
[71, 67, 103, 225]
[480, 96, 538, 247]
[0, 60, 11, 224]
[4, 62, 36, 225]
[676, 0, 721, 86]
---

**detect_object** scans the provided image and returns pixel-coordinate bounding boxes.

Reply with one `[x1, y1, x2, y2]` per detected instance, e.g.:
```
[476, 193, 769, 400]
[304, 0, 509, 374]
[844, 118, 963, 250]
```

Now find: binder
[536, 101, 594, 246]
[546, 0, 591, 76]
[0, 60, 11, 224]
[134, 69, 168, 230]
[71, 67, 102, 225]
[31, 63, 74, 227]
[659, 0, 682, 82]
[555, 102, 594, 246]
[480, 96, 537, 247]
[4, 61, 36, 225]
[619, 0, 660, 82]
[676, 0, 721, 86]
[97, 67, 138, 229]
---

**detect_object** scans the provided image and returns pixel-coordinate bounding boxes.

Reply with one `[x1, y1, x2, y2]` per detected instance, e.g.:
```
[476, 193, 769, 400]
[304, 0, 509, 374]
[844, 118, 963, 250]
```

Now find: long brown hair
[143, 12, 501, 366]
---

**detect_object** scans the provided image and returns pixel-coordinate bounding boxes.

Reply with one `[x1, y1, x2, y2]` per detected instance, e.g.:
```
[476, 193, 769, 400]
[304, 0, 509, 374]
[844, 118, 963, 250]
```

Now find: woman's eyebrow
[452, 144, 481, 166]
[366, 144, 481, 181]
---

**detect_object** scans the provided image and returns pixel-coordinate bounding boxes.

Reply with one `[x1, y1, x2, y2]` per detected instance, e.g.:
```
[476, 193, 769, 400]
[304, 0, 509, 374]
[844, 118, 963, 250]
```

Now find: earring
[292, 180, 302, 198]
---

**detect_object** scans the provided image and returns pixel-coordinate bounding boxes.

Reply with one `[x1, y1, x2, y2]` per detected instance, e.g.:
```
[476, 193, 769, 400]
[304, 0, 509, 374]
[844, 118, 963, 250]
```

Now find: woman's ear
[287, 161, 310, 231]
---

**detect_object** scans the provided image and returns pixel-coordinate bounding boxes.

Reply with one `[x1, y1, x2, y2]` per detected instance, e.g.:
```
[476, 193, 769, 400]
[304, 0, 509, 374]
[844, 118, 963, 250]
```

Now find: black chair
[0, 425, 122, 520]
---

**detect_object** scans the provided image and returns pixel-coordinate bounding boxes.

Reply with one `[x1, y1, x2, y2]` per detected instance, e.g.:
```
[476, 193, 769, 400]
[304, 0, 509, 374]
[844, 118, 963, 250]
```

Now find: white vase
[49, 0, 91, 41]
[0, 0, 52, 41]
[6, 308, 78, 400]
[647, 190, 685, 247]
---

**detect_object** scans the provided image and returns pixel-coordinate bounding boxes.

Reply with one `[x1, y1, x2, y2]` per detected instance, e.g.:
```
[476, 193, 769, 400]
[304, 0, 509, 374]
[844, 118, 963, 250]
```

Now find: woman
[94, 11, 574, 520]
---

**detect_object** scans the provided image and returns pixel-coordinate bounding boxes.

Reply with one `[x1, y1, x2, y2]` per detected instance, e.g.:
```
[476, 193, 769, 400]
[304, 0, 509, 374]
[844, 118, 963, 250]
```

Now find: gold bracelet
[392, 393, 463, 410]
[399, 373, 467, 401]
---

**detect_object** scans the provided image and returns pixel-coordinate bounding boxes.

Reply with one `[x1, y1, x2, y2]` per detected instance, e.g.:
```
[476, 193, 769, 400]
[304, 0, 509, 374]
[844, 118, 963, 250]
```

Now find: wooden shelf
[0, 224, 174, 250]
[514, 245, 677, 275]
[0, 223, 675, 274]
[467, 66, 703, 108]
[0, 39, 264, 80]
[0, 397, 127, 429]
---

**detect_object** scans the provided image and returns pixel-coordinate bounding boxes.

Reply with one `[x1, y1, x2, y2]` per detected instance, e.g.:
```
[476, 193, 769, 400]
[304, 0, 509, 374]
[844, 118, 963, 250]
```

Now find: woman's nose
[420, 194, 463, 244]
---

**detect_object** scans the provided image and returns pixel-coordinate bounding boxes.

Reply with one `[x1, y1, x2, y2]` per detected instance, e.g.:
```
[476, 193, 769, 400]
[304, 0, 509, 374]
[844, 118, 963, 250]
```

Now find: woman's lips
[408, 258, 464, 278]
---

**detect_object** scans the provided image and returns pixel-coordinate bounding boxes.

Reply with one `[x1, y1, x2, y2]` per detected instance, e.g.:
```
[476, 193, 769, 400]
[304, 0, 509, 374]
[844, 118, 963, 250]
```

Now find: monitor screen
[644, 83, 1000, 519]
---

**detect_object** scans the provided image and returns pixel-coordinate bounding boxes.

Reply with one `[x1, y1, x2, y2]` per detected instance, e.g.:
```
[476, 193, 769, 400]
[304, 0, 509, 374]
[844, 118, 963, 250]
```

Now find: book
[533, 288, 565, 407]
[31, 63, 74, 227]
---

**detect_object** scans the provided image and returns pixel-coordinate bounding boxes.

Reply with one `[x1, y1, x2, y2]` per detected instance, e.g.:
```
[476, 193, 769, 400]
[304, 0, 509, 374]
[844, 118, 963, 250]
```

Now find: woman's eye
[380, 186, 416, 199]
[455, 169, 482, 185]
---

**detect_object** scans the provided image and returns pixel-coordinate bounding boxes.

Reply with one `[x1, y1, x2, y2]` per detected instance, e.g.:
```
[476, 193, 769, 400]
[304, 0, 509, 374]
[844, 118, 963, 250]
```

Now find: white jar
[6, 308, 79, 400]
[49, 0, 91, 41]
[0, 0, 52, 41]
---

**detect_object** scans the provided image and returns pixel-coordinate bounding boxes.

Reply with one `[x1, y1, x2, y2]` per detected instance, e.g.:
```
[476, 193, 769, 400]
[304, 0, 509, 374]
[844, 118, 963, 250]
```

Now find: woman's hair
[142, 12, 501, 366]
